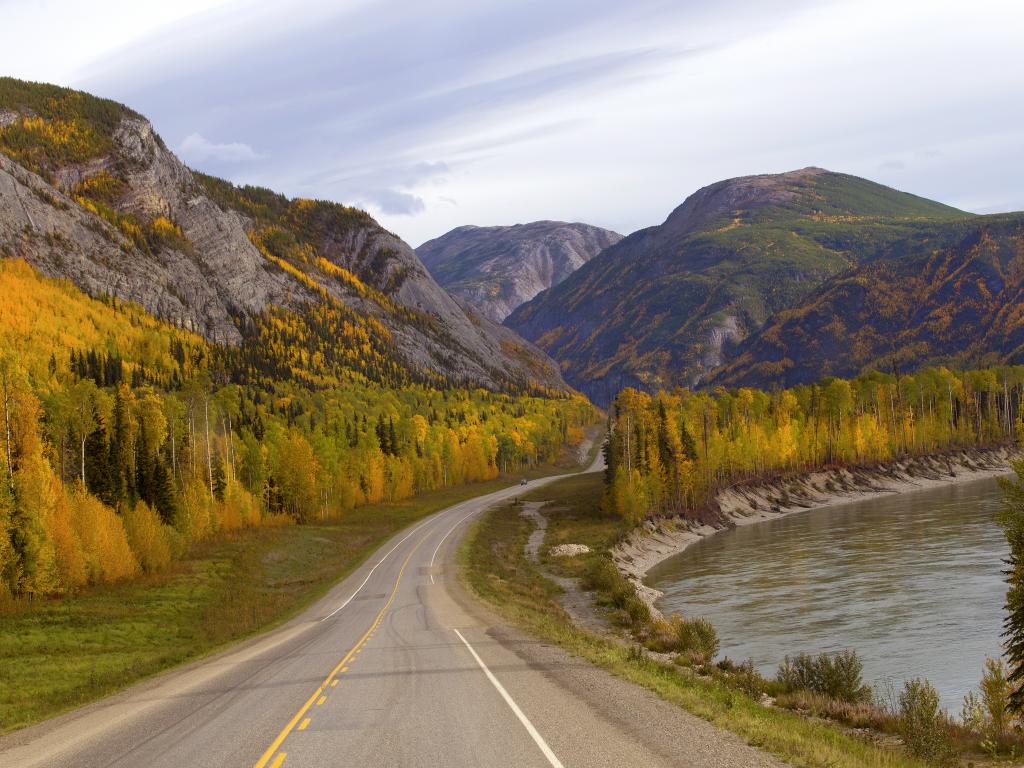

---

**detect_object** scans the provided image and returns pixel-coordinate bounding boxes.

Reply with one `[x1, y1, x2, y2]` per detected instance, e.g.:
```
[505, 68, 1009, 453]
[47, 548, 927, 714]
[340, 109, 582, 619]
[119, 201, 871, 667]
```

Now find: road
[0, 451, 784, 768]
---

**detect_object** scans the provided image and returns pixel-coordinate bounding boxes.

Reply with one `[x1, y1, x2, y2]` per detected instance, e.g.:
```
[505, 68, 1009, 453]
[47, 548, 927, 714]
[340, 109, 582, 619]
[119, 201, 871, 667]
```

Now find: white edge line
[428, 477, 565, 584]
[320, 517, 435, 621]
[428, 502, 487, 584]
[453, 628, 565, 768]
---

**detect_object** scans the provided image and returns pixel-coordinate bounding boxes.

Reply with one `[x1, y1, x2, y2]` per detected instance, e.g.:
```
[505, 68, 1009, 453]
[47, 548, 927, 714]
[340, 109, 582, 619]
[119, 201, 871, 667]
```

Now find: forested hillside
[711, 214, 1024, 387]
[603, 366, 1024, 522]
[0, 258, 593, 598]
[507, 168, 971, 404]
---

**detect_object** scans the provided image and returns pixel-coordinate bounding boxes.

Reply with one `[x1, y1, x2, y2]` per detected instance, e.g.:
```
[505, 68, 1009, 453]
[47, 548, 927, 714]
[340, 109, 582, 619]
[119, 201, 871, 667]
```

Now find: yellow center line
[298, 718, 311, 731]
[316, 695, 326, 706]
[253, 534, 426, 768]
[331, 679, 339, 687]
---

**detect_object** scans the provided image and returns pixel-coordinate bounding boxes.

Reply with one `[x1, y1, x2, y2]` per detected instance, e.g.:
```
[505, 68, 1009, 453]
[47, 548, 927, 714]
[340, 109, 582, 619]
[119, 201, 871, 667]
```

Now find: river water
[647, 475, 1012, 712]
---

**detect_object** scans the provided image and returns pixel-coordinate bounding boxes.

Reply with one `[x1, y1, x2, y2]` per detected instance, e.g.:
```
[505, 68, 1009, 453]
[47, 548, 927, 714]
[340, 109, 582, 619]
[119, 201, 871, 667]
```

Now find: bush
[776, 650, 870, 704]
[583, 557, 651, 628]
[678, 616, 719, 663]
[979, 656, 1010, 741]
[645, 613, 719, 662]
[776, 688, 892, 731]
[621, 593, 652, 627]
[731, 658, 767, 698]
[898, 678, 955, 764]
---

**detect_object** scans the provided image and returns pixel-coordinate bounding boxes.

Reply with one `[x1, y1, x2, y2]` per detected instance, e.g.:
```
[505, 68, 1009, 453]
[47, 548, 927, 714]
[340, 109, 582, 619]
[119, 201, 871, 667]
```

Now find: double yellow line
[254, 536, 426, 768]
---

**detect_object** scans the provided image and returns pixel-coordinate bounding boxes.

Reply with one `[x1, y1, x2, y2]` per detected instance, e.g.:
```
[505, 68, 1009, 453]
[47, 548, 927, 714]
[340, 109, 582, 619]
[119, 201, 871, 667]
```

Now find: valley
[1, 56, 1023, 768]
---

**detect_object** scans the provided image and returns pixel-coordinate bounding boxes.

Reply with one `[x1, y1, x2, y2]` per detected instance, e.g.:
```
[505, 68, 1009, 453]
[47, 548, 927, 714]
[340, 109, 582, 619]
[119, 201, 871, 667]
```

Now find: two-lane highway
[0, 452, 784, 768]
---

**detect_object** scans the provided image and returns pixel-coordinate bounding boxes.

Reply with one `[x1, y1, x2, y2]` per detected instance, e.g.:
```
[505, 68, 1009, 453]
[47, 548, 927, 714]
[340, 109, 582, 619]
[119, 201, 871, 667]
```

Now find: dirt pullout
[613, 446, 1017, 615]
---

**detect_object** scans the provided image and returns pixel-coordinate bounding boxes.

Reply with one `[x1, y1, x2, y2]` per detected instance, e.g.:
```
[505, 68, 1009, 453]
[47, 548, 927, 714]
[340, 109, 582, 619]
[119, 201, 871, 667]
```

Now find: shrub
[621, 593, 652, 628]
[678, 616, 719, 663]
[583, 557, 651, 627]
[644, 613, 719, 662]
[898, 678, 955, 764]
[776, 650, 870, 704]
[776, 688, 893, 731]
[731, 658, 767, 698]
[979, 656, 1010, 741]
[961, 690, 985, 734]
[647, 617, 680, 652]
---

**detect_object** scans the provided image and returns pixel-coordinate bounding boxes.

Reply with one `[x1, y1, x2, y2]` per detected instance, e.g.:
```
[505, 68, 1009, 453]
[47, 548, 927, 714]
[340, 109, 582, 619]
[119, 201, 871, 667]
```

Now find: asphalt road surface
[0, 452, 784, 768]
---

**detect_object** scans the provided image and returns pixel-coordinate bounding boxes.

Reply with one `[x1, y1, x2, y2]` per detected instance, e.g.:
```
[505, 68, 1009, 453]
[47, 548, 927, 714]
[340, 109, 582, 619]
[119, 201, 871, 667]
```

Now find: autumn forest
[0, 258, 594, 599]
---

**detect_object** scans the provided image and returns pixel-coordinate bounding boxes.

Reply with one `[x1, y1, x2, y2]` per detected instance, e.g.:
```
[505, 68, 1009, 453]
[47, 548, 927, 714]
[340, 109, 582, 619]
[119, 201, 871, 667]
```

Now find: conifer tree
[85, 413, 115, 506]
[998, 461, 1024, 713]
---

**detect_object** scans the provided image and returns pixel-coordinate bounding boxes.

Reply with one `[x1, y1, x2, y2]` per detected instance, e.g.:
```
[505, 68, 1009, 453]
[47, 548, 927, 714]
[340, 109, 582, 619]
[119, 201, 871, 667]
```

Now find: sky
[2, 0, 1022, 246]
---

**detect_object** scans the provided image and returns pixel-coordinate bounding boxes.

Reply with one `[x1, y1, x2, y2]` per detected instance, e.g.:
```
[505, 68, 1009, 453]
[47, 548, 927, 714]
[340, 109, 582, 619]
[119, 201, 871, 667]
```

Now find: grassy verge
[0, 467, 578, 735]
[461, 472, 929, 768]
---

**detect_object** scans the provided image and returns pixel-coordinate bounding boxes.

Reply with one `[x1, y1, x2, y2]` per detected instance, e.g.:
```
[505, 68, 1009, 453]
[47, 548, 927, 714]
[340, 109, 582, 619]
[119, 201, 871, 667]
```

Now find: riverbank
[462, 471, 933, 768]
[612, 445, 1018, 613]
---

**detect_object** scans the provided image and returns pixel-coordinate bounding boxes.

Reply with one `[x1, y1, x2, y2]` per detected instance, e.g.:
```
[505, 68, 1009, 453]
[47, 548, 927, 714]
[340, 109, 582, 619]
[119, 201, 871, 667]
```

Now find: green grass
[461, 473, 928, 768]
[0, 469, 572, 735]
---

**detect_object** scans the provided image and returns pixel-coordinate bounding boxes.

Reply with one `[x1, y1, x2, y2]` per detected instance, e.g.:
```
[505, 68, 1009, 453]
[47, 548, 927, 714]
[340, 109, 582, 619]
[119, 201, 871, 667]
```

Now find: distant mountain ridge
[417, 220, 622, 321]
[0, 77, 565, 392]
[507, 167, 971, 404]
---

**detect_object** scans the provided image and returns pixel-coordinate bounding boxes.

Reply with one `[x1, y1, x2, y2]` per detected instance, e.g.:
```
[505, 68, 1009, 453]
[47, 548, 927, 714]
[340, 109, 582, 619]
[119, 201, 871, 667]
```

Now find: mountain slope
[711, 214, 1024, 387]
[506, 167, 969, 404]
[0, 77, 564, 392]
[417, 221, 622, 321]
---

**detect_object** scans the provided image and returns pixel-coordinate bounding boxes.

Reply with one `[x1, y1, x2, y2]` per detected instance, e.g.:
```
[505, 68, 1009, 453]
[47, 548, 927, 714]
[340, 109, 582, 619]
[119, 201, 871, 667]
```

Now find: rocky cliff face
[417, 221, 622, 321]
[0, 78, 565, 392]
[506, 168, 970, 404]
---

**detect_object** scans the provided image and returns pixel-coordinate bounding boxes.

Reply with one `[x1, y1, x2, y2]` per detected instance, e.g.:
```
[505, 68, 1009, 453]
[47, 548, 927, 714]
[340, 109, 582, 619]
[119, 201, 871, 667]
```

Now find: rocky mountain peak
[0, 77, 567, 392]
[418, 220, 622, 321]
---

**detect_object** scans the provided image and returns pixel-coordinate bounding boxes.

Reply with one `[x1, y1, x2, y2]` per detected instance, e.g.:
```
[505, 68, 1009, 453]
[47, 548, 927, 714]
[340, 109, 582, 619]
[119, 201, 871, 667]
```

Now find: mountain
[710, 213, 1024, 388]
[0, 77, 564, 392]
[506, 167, 969, 404]
[417, 221, 622, 321]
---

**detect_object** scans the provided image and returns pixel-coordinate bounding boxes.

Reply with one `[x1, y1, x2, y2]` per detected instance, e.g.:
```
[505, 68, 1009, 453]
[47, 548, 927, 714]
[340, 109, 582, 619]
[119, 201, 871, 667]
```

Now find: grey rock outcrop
[417, 221, 622, 321]
[0, 103, 565, 390]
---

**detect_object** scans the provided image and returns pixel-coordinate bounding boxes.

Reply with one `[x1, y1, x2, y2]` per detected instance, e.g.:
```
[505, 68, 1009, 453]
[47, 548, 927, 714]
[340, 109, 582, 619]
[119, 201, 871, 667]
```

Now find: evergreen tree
[998, 461, 1024, 713]
[150, 457, 177, 524]
[135, 427, 155, 508]
[679, 419, 698, 461]
[656, 400, 673, 472]
[388, 417, 398, 457]
[265, 475, 283, 514]
[85, 413, 116, 506]
[110, 387, 133, 506]
[211, 455, 226, 502]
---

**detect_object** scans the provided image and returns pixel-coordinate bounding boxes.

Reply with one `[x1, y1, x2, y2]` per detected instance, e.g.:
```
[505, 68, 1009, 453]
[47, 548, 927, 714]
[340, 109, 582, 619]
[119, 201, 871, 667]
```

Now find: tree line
[604, 366, 1024, 523]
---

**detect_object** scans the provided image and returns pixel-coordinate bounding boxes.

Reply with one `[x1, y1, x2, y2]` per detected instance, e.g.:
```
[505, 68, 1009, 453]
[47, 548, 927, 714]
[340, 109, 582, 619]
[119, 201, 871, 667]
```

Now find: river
[646, 475, 1013, 712]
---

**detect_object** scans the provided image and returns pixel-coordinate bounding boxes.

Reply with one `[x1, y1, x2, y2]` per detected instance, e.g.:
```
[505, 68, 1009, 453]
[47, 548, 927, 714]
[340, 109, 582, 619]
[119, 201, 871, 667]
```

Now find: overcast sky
[2, 0, 1022, 246]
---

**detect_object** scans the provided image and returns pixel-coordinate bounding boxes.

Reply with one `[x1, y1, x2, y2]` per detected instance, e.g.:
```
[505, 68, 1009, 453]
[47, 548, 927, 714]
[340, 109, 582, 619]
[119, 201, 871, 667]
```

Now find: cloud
[320, 160, 450, 217]
[178, 132, 261, 163]
[359, 189, 426, 216]
[50, 0, 1024, 245]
